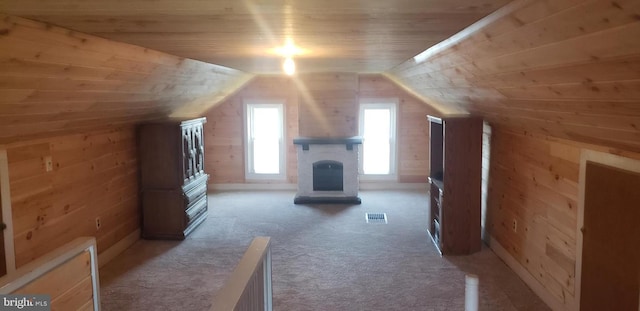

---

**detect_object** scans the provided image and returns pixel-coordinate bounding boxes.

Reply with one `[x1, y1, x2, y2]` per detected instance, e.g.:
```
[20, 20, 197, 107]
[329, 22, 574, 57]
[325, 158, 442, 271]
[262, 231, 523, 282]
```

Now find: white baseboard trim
[209, 183, 297, 191]
[488, 236, 566, 311]
[98, 229, 140, 268]
[359, 182, 427, 190]
[209, 183, 428, 191]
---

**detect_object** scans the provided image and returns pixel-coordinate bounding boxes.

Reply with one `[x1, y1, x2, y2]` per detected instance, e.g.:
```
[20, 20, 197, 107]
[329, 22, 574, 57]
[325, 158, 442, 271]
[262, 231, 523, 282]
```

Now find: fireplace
[293, 137, 362, 204]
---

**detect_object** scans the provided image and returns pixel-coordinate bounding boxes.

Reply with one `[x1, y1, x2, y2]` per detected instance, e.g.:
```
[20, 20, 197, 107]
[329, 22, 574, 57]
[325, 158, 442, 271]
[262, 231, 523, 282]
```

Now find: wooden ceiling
[387, 0, 640, 152]
[0, 0, 512, 74]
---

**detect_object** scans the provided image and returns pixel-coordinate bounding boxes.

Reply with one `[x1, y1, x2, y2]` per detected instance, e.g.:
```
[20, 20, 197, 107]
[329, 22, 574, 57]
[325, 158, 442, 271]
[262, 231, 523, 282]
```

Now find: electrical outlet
[512, 219, 518, 233]
[95, 217, 101, 230]
[44, 156, 53, 172]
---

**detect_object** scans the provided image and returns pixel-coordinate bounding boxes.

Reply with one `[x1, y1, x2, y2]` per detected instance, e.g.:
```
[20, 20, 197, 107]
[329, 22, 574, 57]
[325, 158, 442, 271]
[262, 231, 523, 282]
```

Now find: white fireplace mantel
[293, 137, 363, 204]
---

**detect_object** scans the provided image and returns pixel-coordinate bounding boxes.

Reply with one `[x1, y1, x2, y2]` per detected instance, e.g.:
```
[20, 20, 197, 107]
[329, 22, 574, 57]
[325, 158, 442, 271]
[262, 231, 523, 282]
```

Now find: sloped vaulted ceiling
[0, 0, 512, 74]
[0, 14, 253, 144]
[3, 0, 639, 150]
[0, 0, 513, 144]
[387, 0, 640, 152]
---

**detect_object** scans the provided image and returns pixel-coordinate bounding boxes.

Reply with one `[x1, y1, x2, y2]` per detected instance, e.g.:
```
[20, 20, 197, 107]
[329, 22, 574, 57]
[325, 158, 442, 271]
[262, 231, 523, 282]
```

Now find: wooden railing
[211, 237, 272, 311]
[0, 237, 101, 310]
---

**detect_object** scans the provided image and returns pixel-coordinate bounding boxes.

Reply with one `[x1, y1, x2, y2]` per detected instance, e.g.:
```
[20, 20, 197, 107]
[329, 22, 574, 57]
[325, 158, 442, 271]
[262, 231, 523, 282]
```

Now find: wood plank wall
[204, 74, 438, 184]
[0, 14, 252, 145]
[388, 0, 640, 153]
[204, 76, 299, 184]
[387, 2, 640, 307]
[296, 73, 359, 138]
[359, 74, 440, 182]
[13, 250, 93, 310]
[5, 127, 139, 267]
[485, 125, 640, 308]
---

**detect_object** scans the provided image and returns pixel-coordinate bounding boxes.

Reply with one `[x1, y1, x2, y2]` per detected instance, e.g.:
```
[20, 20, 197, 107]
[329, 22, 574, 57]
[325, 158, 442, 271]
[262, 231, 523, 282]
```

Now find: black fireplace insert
[313, 160, 343, 191]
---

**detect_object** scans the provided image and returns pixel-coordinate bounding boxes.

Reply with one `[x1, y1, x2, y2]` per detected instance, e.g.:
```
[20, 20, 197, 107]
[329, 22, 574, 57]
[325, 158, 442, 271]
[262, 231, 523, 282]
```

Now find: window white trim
[244, 100, 286, 181]
[358, 99, 398, 180]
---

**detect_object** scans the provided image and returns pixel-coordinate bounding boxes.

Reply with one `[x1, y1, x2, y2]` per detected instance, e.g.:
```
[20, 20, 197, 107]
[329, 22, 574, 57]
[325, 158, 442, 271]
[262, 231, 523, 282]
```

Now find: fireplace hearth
[293, 137, 363, 204]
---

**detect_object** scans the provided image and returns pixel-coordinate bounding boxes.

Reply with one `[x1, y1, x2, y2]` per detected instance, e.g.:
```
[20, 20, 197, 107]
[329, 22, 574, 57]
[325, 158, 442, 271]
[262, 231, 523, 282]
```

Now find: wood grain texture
[359, 74, 440, 182]
[204, 74, 438, 184]
[388, 0, 640, 152]
[297, 73, 359, 138]
[6, 127, 139, 267]
[581, 162, 640, 311]
[204, 75, 300, 184]
[0, 0, 511, 74]
[0, 14, 252, 145]
[51, 275, 94, 311]
[484, 125, 640, 308]
[441, 117, 483, 254]
[13, 250, 91, 303]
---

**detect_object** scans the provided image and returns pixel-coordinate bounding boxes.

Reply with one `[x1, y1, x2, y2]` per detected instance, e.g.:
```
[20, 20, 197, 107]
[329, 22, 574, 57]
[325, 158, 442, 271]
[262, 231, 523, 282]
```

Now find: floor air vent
[366, 213, 387, 224]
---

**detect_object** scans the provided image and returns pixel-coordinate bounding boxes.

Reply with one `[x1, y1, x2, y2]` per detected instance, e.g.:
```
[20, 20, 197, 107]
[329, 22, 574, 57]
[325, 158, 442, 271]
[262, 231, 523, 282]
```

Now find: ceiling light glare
[283, 57, 295, 75]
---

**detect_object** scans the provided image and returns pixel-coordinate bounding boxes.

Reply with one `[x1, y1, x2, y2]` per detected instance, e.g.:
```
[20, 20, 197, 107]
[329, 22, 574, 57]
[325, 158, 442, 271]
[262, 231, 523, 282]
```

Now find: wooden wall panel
[6, 127, 139, 267]
[389, 3, 640, 305]
[485, 125, 640, 309]
[13, 250, 92, 307]
[297, 73, 359, 138]
[388, 0, 640, 153]
[205, 74, 438, 184]
[204, 96, 245, 184]
[204, 76, 300, 184]
[358, 74, 440, 182]
[0, 14, 252, 145]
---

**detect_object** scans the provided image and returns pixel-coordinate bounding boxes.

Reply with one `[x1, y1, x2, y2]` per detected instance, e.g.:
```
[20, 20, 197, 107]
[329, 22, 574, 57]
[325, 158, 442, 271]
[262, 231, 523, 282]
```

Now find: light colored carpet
[99, 190, 549, 310]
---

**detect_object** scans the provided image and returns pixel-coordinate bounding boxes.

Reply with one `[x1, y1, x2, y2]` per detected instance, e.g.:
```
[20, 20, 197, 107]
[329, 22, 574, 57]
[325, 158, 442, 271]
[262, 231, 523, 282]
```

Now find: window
[359, 100, 397, 179]
[245, 100, 285, 180]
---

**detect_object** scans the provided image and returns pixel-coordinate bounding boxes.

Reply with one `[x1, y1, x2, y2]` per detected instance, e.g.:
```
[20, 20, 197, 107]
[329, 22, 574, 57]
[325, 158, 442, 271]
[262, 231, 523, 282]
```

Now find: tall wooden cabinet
[427, 115, 482, 255]
[139, 117, 209, 239]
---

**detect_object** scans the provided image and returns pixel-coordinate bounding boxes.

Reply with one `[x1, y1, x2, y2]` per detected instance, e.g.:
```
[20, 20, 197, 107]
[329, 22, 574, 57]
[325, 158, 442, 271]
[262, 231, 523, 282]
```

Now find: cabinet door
[181, 121, 206, 183]
[194, 123, 205, 175]
[182, 126, 193, 182]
